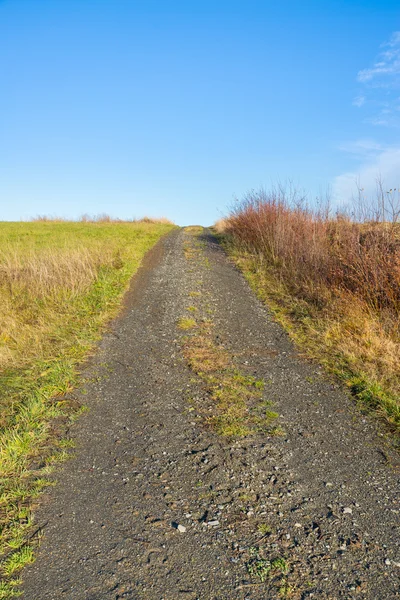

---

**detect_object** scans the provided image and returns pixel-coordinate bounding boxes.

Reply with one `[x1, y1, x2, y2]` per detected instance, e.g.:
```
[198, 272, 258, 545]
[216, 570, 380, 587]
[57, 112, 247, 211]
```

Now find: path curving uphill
[22, 228, 399, 599]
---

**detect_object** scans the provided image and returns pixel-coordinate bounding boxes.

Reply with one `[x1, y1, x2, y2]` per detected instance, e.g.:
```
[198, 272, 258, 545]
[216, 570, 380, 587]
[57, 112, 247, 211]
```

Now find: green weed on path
[0, 220, 175, 585]
[179, 228, 280, 438]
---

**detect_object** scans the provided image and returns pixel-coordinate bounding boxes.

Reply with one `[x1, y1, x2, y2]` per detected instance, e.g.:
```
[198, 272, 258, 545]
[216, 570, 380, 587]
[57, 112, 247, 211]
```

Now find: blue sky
[1, 0, 400, 225]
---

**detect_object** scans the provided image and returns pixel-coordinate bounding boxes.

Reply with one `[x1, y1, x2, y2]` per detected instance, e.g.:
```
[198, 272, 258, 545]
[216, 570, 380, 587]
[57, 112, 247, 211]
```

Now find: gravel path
[22, 228, 400, 599]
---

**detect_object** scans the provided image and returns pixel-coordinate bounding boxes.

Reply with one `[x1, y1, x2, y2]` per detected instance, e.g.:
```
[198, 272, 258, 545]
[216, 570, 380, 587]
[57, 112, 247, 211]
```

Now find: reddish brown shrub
[226, 189, 400, 322]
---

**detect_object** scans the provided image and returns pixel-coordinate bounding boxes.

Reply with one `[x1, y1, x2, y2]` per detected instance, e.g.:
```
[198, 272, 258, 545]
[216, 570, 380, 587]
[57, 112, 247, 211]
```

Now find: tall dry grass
[32, 214, 174, 224]
[0, 245, 116, 369]
[213, 218, 230, 234]
[0, 220, 175, 372]
[222, 187, 400, 428]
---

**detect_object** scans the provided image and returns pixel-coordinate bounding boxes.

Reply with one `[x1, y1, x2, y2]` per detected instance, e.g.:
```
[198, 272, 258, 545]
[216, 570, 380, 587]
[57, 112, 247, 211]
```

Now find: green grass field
[0, 220, 174, 594]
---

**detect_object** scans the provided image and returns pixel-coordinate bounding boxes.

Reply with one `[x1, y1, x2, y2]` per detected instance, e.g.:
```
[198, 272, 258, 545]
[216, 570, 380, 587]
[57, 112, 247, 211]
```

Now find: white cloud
[333, 142, 400, 204]
[354, 31, 400, 126]
[337, 34, 400, 211]
[368, 116, 390, 126]
[338, 139, 383, 157]
[357, 30, 400, 84]
[352, 95, 365, 107]
[384, 31, 400, 48]
[357, 61, 400, 83]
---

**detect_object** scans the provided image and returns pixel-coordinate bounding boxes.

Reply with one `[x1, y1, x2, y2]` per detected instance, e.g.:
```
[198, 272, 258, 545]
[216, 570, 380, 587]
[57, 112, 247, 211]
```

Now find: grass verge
[221, 240, 400, 440]
[179, 228, 280, 437]
[0, 220, 175, 590]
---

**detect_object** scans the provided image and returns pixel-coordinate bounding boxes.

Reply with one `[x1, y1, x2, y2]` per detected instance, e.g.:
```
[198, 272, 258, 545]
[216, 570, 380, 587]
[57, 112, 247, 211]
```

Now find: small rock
[325, 482, 333, 487]
[171, 522, 186, 532]
[343, 507, 353, 514]
[207, 520, 220, 527]
[294, 523, 302, 528]
[385, 558, 391, 566]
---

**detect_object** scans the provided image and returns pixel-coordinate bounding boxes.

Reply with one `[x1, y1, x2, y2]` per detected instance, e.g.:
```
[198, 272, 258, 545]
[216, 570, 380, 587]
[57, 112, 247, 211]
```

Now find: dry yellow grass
[32, 214, 174, 224]
[213, 218, 229, 234]
[0, 245, 115, 369]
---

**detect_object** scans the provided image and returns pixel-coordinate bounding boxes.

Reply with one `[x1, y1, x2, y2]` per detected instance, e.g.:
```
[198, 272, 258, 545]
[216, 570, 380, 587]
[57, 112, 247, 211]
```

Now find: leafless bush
[225, 187, 400, 321]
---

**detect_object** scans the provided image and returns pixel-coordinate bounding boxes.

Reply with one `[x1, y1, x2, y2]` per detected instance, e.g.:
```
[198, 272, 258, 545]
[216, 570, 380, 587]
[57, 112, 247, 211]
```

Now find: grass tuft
[247, 548, 289, 583]
[177, 317, 197, 330]
[0, 579, 22, 599]
[3, 547, 35, 576]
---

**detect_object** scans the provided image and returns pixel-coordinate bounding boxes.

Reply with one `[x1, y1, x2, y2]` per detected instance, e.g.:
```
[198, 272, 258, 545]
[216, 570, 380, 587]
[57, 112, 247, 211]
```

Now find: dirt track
[22, 228, 400, 599]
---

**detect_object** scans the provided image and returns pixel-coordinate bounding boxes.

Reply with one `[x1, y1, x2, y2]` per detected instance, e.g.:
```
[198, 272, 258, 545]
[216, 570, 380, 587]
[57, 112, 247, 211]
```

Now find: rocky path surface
[22, 228, 399, 599]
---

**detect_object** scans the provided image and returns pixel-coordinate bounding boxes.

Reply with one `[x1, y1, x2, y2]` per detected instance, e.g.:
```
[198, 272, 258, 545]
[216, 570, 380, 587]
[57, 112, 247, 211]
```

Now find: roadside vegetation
[179, 228, 281, 438]
[217, 186, 400, 436]
[0, 217, 174, 594]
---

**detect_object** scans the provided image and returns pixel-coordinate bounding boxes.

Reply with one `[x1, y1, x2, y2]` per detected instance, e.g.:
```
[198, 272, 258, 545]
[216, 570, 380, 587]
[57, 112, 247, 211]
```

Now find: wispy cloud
[338, 139, 383, 157]
[354, 31, 400, 127]
[335, 33, 400, 204]
[368, 116, 390, 127]
[385, 31, 400, 48]
[357, 61, 400, 83]
[357, 31, 400, 84]
[333, 141, 400, 203]
[352, 95, 365, 107]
